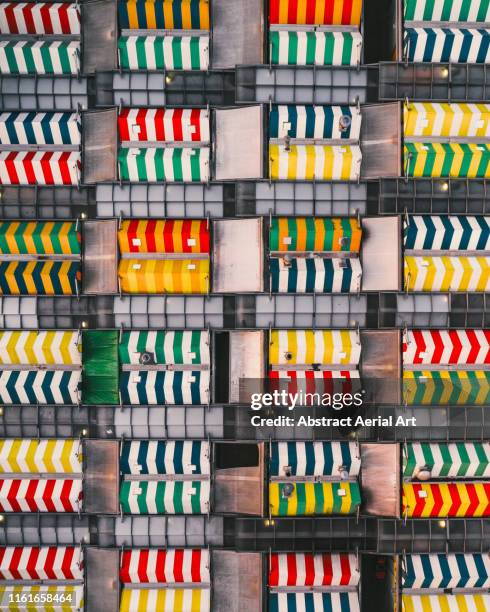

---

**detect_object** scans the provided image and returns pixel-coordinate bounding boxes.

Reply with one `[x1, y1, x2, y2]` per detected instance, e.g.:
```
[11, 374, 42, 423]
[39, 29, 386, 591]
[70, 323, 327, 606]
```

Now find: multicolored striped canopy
[402, 482, 490, 517]
[404, 255, 490, 292]
[270, 481, 361, 516]
[0, 261, 80, 295]
[403, 442, 490, 479]
[120, 480, 210, 514]
[0, 112, 81, 146]
[269, 0, 363, 25]
[402, 553, 490, 590]
[118, 0, 210, 29]
[270, 144, 362, 180]
[403, 370, 490, 405]
[0, 222, 80, 256]
[0, 40, 80, 75]
[269, 105, 361, 141]
[118, 147, 209, 182]
[270, 218, 362, 253]
[404, 28, 490, 64]
[118, 35, 209, 71]
[270, 257, 362, 293]
[404, 216, 490, 252]
[404, 143, 490, 179]
[270, 30, 362, 66]
[118, 219, 210, 254]
[118, 259, 209, 294]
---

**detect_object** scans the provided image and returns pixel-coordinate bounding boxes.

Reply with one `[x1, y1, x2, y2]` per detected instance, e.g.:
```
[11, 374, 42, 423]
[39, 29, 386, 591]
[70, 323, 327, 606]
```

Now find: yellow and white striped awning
[269, 144, 361, 181]
[269, 330, 361, 367]
[0, 331, 80, 365]
[404, 102, 490, 139]
[402, 593, 490, 612]
[0, 439, 82, 474]
[120, 588, 210, 612]
[404, 256, 490, 292]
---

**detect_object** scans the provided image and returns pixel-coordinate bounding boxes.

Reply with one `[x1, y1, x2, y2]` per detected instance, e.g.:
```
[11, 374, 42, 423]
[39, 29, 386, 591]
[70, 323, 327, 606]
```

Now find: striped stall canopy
[120, 480, 209, 514]
[402, 553, 490, 590]
[402, 594, 490, 612]
[270, 257, 362, 293]
[0, 478, 82, 512]
[0, 112, 81, 146]
[404, 28, 490, 64]
[0, 546, 83, 580]
[404, 103, 490, 139]
[0, 586, 84, 612]
[0, 331, 80, 365]
[270, 30, 363, 66]
[118, 0, 210, 29]
[0, 439, 82, 474]
[0, 3, 81, 34]
[403, 442, 490, 479]
[0, 222, 81, 256]
[0, 261, 80, 295]
[270, 442, 361, 477]
[403, 370, 490, 405]
[269, 592, 360, 612]
[269, 552, 359, 587]
[118, 219, 210, 254]
[0, 370, 80, 404]
[269, 370, 360, 398]
[119, 330, 209, 365]
[118, 35, 209, 71]
[120, 588, 210, 612]
[404, 0, 490, 22]
[118, 259, 209, 294]
[0, 40, 80, 75]
[269, 105, 361, 141]
[120, 440, 210, 475]
[118, 147, 209, 182]
[0, 151, 80, 186]
[404, 256, 490, 292]
[404, 143, 490, 179]
[269, 0, 362, 25]
[404, 216, 490, 252]
[118, 108, 210, 143]
[270, 482, 361, 516]
[402, 482, 490, 517]
[120, 548, 210, 584]
[269, 144, 362, 181]
[270, 218, 362, 253]
[403, 329, 490, 366]
[119, 370, 209, 404]
[269, 330, 361, 366]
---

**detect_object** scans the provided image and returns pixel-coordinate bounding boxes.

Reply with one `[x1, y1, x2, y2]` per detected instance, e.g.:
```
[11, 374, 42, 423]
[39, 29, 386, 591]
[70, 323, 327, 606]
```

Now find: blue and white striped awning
[119, 370, 209, 405]
[402, 553, 490, 590]
[270, 257, 362, 293]
[404, 28, 490, 63]
[270, 442, 361, 478]
[404, 216, 490, 251]
[120, 440, 210, 475]
[0, 370, 80, 404]
[269, 105, 361, 141]
[0, 112, 81, 146]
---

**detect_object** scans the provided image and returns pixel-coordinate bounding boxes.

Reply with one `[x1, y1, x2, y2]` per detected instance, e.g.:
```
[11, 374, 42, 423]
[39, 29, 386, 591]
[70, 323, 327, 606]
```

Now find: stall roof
[361, 216, 401, 291]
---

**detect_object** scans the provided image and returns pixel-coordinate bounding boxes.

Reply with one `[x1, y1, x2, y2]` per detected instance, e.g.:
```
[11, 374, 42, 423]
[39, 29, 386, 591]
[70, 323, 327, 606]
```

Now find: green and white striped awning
[118, 147, 209, 182]
[118, 35, 209, 71]
[120, 480, 210, 514]
[119, 330, 210, 365]
[0, 41, 80, 75]
[270, 30, 362, 66]
[403, 442, 490, 479]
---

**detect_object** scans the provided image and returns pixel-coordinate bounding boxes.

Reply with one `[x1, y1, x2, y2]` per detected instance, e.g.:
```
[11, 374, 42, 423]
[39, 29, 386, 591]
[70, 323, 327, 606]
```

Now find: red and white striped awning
[118, 108, 210, 144]
[0, 547, 83, 580]
[120, 549, 210, 584]
[403, 329, 490, 366]
[269, 553, 360, 587]
[0, 479, 82, 512]
[0, 151, 80, 186]
[0, 2, 80, 35]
